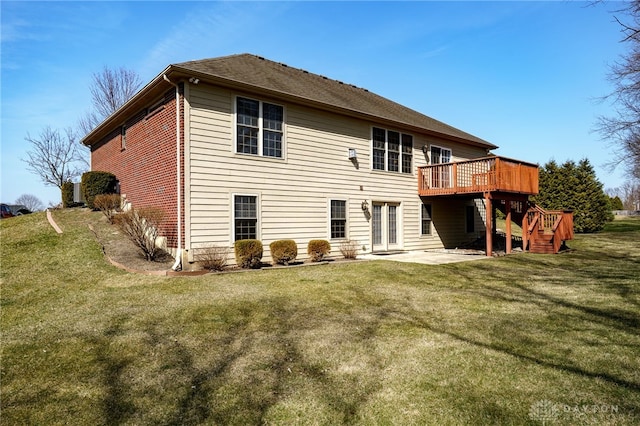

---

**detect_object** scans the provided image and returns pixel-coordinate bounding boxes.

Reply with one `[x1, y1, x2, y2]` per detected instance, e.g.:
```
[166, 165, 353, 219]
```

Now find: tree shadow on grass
[92, 317, 137, 424]
[93, 298, 386, 425]
[411, 262, 640, 394]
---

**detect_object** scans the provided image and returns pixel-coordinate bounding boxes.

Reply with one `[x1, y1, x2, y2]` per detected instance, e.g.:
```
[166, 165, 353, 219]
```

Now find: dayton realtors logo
[529, 400, 621, 424]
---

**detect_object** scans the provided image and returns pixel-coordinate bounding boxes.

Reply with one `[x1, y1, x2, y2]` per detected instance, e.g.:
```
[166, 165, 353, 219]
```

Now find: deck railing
[418, 156, 539, 196]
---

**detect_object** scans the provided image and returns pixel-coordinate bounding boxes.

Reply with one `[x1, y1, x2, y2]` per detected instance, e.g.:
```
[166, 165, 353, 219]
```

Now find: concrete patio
[359, 250, 489, 265]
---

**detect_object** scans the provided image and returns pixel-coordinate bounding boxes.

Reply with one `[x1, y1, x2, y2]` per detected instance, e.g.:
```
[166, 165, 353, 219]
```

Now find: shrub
[61, 181, 75, 208]
[270, 239, 298, 265]
[234, 239, 263, 269]
[114, 206, 165, 261]
[81, 171, 117, 209]
[307, 239, 331, 262]
[197, 245, 229, 271]
[339, 239, 359, 260]
[93, 194, 121, 224]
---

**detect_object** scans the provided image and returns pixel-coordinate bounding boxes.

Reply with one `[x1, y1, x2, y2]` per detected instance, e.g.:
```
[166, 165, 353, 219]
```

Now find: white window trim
[328, 198, 349, 241]
[429, 144, 452, 164]
[230, 192, 261, 244]
[370, 126, 413, 174]
[233, 95, 286, 159]
[420, 202, 433, 236]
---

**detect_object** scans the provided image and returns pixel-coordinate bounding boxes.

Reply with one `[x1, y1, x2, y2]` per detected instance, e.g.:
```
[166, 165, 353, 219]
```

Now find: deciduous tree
[22, 127, 85, 191]
[15, 194, 44, 212]
[78, 66, 142, 136]
[597, 1, 640, 179]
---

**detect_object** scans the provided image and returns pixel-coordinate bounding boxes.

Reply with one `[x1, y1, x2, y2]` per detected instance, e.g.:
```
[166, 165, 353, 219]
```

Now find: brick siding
[90, 86, 185, 249]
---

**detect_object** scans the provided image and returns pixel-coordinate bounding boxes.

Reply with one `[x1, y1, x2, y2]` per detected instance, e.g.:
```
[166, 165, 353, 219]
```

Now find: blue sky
[1, 1, 629, 207]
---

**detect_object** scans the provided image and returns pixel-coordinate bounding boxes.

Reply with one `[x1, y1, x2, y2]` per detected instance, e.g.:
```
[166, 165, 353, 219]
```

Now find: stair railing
[524, 206, 573, 254]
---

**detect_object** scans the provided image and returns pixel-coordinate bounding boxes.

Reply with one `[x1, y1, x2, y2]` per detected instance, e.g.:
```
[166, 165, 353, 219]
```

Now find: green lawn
[1, 210, 639, 425]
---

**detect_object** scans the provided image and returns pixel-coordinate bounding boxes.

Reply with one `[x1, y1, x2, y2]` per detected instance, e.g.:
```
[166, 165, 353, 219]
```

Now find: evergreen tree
[573, 159, 613, 232]
[534, 158, 612, 233]
[610, 196, 624, 210]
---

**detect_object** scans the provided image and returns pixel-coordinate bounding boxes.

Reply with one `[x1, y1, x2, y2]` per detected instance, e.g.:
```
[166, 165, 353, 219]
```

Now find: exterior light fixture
[189, 77, 200, 84]
[348, 148, 357, 159]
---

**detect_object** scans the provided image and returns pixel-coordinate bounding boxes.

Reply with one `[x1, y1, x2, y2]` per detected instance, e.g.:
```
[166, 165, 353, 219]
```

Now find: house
[82, 53, 572, 268]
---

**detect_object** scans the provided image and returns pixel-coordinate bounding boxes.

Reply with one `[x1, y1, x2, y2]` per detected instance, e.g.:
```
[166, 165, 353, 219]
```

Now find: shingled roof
[172, 54, 496, 149]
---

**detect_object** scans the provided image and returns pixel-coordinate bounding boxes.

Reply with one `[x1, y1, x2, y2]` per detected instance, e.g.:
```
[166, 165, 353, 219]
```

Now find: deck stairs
[522, 205, 574, 254]
[495, 202, 573, 254]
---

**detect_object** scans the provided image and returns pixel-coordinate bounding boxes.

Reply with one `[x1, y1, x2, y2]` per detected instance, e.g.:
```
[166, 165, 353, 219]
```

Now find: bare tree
[22, 126, 85, 190]
[78, 66, 143, 136]
[15, 194, 44, 212]
[597, 0, 640, 179]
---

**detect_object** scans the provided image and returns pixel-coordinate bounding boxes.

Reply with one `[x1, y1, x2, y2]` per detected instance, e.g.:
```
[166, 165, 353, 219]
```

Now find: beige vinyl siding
[186, 84, 488, 261]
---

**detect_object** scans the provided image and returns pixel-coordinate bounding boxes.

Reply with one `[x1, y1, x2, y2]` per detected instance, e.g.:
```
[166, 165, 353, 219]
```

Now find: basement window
[330, 199, 347, 239]
[234, 194, 258, 241]
[421, 203, 432, 235]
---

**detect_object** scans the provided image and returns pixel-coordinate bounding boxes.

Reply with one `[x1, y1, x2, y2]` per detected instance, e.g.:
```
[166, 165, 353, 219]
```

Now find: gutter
[163, 74, 183, 271]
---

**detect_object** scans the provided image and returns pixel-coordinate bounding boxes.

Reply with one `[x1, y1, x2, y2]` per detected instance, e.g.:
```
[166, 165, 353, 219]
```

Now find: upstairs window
[236, 97, 283, 158]
[430, 146, 451, 164]
[372, 127, 413, 173]
[402, 134, 412, 173]
[120, 125, 127, 150]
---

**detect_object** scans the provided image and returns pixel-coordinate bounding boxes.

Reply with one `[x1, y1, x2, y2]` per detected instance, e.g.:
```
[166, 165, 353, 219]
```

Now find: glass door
[372, 202, 401, 251]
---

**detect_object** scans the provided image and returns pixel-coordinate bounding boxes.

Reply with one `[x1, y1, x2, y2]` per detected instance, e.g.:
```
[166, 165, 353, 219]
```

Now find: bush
[61, 181, 75, 208]
[197, 245, 229, 271]
[114, 206, 165, 261]
[307, 239, 331, 262]
[270, 239, 298, 265]
[339, 239, 359, 260]
[81, 171, 117, 209]
[93, 194, 121, 224]
[234, 239, 263, 269]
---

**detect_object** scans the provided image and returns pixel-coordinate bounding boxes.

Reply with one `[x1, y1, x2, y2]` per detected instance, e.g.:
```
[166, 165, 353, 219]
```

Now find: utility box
[73, 183, 85, 204]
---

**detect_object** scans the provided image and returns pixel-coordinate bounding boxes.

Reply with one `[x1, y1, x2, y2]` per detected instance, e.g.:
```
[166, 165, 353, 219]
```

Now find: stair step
[529, 239, 556, 254]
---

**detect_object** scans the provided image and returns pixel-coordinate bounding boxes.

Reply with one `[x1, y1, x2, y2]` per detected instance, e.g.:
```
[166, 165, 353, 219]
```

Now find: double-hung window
[330, 200, 347, 239]
[234, 195, 257, 241]
[236, 97, 283, 158]
[421, 203, 432, 236]
[372, 127, 413, 173]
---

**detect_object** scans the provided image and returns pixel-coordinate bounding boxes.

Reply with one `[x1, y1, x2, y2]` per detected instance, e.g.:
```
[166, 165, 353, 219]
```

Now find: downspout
[163, 74, 182, 271]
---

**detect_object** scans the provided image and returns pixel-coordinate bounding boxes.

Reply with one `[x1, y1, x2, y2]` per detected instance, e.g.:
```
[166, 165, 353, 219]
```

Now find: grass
[1, 210, 639, 425]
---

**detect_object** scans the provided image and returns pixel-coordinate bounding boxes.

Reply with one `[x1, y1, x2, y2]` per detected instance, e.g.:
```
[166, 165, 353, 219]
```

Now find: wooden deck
[416, 156, 573, 256]
[418, 156, 539, 197]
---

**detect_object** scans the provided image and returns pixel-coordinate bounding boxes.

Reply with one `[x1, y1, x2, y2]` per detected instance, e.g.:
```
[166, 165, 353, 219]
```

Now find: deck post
[485, 192, 492, 257]
[522, 212, 529, 252]
[505, 199, 512, 254]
